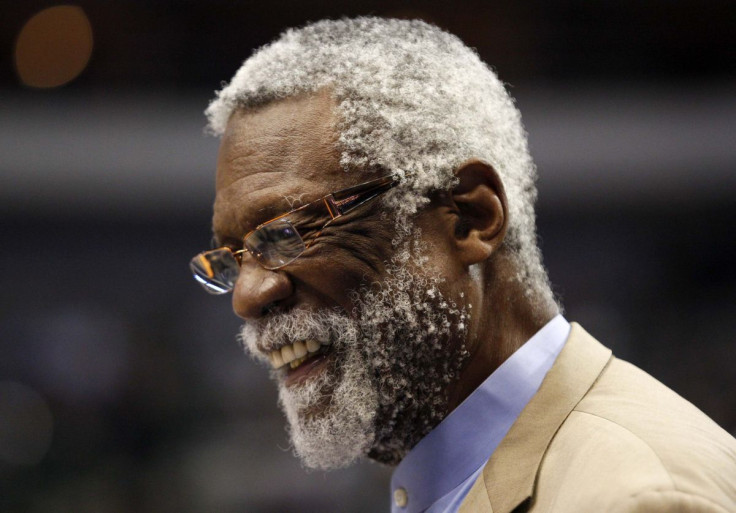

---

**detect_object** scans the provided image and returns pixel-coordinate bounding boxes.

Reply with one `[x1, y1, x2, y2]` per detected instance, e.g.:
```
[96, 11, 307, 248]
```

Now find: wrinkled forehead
[212, 91, 359, 239]
[216, 91, 343, 189]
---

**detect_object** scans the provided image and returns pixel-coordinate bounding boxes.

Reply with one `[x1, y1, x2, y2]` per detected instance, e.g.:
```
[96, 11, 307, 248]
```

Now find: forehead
[213, 91, 353, 239]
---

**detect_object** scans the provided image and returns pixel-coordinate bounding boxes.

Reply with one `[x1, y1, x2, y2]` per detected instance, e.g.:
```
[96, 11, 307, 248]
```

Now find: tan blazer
[459, 323, 736, 513]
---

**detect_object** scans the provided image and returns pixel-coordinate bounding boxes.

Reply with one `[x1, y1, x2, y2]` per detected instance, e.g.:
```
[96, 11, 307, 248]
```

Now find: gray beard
[239, 263, 469, 469]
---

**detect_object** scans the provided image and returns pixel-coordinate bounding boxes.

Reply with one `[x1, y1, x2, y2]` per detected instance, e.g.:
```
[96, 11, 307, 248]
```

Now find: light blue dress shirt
[390, 315, 571, 513]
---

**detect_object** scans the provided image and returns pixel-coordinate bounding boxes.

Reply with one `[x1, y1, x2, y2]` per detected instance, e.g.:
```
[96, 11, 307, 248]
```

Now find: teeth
[306, 339, 320, 353]
[281, 345, 295, 364]
[290, 356, 307, 369]
[269, 339, 329, 370]
[271, 350, 284, 368]
[293, 341, 307, 359]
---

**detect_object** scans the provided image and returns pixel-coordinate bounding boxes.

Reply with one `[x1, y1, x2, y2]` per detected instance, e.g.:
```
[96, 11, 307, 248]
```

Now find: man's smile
[266, 339, 336, 386]
[268, 338, 331, 369]
[284, 349, 334, 386]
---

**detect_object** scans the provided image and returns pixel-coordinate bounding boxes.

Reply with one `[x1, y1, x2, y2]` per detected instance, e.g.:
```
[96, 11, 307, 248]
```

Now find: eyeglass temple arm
[323, 176, 398, 219]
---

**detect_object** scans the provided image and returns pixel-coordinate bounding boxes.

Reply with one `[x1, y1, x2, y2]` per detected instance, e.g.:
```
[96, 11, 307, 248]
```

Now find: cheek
[288, 228, 395, 309]
[405, 209, 464, 279]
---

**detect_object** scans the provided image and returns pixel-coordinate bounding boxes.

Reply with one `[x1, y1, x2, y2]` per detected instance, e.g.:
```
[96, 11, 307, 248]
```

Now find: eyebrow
[211, 194, 313, 247]
[255, 202, 290, 223]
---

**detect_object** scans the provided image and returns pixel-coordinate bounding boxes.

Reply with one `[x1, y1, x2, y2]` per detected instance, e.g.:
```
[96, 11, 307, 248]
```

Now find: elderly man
[190, 17, 736, 513]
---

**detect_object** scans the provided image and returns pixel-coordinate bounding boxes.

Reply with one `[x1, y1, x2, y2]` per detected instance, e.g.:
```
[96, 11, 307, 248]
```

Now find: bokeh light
[0, 381, 54, 466]
[14, 5, 93, 89]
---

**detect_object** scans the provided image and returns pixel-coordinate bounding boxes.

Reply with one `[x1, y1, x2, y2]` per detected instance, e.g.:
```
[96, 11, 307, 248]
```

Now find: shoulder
[533, 357, 736, 512]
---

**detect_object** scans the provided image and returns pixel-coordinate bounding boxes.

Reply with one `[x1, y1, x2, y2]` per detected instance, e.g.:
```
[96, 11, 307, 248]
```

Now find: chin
[278, 342, 379, 470]
[240, 258, 470, 469]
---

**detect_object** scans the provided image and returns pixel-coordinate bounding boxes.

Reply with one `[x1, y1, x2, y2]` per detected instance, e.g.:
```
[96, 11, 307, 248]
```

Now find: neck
[445, 252, 558, 412]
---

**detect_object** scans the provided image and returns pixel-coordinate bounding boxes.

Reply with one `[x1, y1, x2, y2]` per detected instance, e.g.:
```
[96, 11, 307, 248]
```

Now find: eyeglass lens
[191, 218, 307, 294]
[244, 218, 306, 270]
[190, 249, 240, 295]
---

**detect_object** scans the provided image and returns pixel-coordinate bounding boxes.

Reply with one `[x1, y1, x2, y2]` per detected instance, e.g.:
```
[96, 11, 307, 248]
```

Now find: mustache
[238, 308, 359, 357]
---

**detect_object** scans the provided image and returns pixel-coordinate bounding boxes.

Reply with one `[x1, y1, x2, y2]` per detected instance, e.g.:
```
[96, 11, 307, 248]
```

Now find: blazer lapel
[459, 470, 494, 513]
[476, 323, 613, 513]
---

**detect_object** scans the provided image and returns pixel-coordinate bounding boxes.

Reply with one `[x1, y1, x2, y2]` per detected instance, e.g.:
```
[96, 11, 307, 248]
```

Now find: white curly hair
[206, 17, 557, 309]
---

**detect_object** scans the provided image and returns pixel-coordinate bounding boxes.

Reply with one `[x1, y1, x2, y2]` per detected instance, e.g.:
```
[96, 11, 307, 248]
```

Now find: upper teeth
[269, 339, 329, 369]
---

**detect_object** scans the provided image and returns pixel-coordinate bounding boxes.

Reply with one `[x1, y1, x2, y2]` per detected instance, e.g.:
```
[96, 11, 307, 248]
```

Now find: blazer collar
[476, 323, 612, 513]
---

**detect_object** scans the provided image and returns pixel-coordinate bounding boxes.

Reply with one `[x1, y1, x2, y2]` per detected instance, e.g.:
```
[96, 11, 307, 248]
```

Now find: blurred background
[0, 1, 734, 512]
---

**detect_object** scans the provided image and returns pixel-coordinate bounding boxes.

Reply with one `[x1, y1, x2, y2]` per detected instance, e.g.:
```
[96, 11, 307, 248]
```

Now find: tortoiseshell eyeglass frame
[190, 174, 399, 294]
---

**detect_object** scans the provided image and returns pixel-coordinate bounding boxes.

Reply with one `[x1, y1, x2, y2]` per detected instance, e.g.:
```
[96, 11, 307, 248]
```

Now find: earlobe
[451, 159, 508, 267]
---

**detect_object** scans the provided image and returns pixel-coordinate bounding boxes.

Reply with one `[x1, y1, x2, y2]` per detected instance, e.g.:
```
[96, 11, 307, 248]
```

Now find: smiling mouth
[268, 339, 333, 371]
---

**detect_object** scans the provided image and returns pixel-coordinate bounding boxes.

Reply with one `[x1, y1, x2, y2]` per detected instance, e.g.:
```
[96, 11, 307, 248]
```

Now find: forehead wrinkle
[213, 180, 327, 241]
[227, 130, 301, 161]
[218, 137, 340, 194]
[214, 189, 279, 233]
[221, 102, 341, 179]
[213, 92, 351, 244]
[216, 142, 290, 189]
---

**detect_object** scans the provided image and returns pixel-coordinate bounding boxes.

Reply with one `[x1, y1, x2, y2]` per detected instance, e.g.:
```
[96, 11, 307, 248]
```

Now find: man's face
[212, 91, 470, 468]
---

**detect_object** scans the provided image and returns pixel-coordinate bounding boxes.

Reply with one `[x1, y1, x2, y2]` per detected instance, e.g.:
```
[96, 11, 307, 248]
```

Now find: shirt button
[394, 487, 408, 508]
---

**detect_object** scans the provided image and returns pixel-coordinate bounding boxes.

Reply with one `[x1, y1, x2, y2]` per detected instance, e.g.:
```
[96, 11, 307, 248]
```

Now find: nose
[231, 257, 294, 320]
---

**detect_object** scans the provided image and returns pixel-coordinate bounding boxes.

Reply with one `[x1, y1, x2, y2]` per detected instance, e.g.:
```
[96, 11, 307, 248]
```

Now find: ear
[451, 159, 508, 267]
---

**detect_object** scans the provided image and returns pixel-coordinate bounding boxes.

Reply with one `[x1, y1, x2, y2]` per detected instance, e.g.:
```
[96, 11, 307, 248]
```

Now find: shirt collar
[390, 315, 571, 513]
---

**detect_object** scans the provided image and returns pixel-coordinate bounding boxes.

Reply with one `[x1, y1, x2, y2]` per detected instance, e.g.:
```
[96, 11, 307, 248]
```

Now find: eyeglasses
[190, 175, 399, 294]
